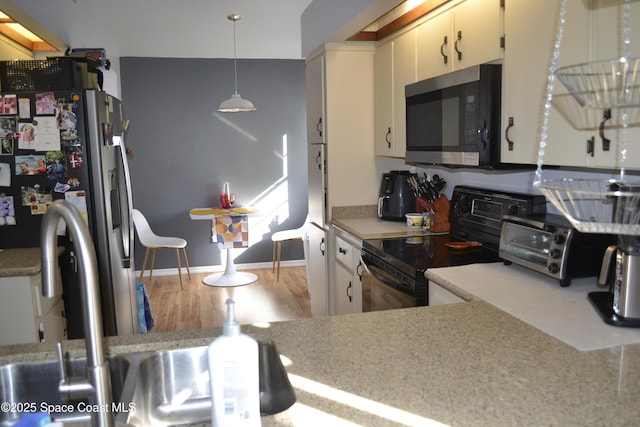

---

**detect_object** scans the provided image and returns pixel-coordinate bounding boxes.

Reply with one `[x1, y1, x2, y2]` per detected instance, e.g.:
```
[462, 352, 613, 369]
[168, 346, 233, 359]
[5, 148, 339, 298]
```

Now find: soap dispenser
[208, 299, 261, 427]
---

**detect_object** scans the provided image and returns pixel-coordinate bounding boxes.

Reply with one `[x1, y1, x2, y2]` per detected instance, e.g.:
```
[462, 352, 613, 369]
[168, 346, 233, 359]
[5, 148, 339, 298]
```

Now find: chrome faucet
[41, 200, 114, 427]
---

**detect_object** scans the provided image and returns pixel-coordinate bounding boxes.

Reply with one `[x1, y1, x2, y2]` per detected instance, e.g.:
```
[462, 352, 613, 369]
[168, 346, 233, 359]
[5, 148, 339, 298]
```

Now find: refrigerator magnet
[18, 97, 30, 119]
[35, 92, 55, 115]
[33, 116, 61, 151]
[67, 148, 83, 168]
[18, 122, 35, 150]
[0, 163, 10, 186]
[2, 95, 17, 115]
[0, 136, 13, 155]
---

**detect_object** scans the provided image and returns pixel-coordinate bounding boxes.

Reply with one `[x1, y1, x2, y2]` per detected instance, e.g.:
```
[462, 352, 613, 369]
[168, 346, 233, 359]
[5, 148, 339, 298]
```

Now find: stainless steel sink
[0, 355, 130, 426]
[126, 346, 211, 427]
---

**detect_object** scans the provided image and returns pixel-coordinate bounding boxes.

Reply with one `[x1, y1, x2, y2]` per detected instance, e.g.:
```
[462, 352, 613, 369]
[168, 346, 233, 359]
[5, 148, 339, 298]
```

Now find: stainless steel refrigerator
[0, 89, 137, 337]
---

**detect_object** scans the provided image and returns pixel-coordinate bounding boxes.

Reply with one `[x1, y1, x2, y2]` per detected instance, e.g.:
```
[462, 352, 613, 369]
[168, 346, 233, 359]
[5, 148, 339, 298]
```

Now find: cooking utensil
[445, 241, 482, 250]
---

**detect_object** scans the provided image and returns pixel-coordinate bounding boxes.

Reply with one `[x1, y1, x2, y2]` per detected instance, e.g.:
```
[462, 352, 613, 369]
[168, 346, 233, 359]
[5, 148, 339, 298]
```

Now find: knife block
[414, 196, 450, 232]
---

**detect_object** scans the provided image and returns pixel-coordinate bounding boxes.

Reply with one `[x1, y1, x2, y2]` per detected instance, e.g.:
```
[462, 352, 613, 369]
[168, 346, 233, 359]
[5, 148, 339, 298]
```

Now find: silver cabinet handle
[440, 35, 448, 64]
[454, 31, 462, 60]
[600, 109, 611, 151]
[505, 117, 515, 151]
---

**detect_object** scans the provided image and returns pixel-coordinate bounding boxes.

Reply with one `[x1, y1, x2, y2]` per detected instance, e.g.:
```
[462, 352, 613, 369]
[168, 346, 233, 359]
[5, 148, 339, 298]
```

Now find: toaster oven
[499, 213, 615, 286]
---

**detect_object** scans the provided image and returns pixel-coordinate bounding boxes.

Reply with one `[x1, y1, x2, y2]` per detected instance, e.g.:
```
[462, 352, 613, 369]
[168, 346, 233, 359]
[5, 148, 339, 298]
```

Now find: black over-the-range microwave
[405, 64, 502, 168]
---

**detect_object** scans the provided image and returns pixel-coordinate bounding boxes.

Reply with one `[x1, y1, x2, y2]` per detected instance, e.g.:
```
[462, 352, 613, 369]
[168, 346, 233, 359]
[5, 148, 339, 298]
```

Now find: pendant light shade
[218, 14, 255, 112]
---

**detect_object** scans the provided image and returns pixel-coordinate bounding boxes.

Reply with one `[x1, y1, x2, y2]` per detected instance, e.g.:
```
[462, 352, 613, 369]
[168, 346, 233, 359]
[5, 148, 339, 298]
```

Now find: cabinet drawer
[335, 235, 354, 270]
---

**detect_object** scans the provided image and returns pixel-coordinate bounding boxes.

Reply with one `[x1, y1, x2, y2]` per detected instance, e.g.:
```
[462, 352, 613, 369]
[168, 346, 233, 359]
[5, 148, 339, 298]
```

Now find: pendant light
[217, 13, 256, 112]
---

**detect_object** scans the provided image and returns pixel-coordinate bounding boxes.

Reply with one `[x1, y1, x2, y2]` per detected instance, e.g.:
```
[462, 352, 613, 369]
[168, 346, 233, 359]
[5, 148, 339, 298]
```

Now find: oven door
[360, 252, 416, 312]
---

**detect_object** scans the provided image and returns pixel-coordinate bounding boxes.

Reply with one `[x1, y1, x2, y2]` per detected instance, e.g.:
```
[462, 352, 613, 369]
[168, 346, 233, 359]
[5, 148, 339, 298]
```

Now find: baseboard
[135, 259, 307, 277]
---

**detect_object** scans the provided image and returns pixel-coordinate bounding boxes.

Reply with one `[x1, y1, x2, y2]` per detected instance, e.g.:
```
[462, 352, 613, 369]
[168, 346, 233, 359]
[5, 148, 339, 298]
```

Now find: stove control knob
[552, 233, 565, 244]
[549, 248, 562, 259]
[548, 263, 560, 274]
[507, 204, 519, 215]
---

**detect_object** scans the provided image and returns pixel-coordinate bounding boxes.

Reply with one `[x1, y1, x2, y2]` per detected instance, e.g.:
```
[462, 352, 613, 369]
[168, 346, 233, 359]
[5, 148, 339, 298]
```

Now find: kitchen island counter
[1, 298, 639, 426]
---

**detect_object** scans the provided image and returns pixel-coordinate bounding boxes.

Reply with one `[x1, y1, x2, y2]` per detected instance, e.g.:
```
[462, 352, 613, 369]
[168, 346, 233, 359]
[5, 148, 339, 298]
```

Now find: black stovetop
[362, 234, 501, 278]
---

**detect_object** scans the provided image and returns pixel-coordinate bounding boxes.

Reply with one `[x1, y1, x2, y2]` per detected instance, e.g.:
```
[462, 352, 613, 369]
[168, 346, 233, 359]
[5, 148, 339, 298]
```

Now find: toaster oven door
[499, 221, 554, 272]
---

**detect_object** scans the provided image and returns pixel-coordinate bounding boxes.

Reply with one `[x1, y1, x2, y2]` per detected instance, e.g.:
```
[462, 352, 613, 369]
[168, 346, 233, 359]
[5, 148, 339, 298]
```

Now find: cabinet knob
[316, 117, 323, 137]
[339, 247, 347, 255]
[346, 281, 352, 302]
[385, 127, 392, 149]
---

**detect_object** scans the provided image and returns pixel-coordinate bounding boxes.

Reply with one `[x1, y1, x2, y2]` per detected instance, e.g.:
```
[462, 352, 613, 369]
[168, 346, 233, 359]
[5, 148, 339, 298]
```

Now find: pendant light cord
[232, 17, 239, 95]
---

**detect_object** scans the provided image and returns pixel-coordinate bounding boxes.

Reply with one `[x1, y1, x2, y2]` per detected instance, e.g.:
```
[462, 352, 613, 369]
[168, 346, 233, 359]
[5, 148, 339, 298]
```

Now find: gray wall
[120, 57, 308, 270]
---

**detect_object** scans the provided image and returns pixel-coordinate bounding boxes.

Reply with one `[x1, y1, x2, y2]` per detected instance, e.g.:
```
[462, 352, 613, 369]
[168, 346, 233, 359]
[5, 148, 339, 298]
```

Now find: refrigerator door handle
[114, 135, 134, 268]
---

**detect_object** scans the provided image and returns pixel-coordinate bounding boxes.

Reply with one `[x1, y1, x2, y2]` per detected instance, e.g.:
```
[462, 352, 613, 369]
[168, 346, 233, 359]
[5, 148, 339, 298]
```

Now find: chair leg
[139, 248, 151, 281]
[276, 241, 282, 282]
[149, 248, 157, 279]
[175, 249, 184, 290]
[182, 248, 192, 279]
[272, 241, 277, 272]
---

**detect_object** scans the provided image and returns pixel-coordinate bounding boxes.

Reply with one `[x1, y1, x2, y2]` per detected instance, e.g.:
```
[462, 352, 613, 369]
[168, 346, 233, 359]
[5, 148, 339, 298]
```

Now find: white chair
[132, 209, 191, 289]
[271, 220, 309, 282]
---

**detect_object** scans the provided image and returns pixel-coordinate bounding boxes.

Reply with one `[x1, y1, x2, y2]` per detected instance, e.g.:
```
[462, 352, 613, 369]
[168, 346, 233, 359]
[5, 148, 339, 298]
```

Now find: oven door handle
[360, 255, 407, 290]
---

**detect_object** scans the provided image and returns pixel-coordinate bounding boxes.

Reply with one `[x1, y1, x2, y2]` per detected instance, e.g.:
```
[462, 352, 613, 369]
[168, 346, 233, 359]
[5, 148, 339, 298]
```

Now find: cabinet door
[335, 263, 354, 315]
[374, 41, 394, 157]
[417, 9, 454, 81]
[501, 0, 589, 166]
[0, 276, 38, 345]
[590, 0, 640, 170]
[391, 30, 416, 158]
[452, 0, 503, 70]
[308, 143, 326, 227]
[308, 224, 328, 317]
[306, 54, 325, 145]
[39, 300, 67, 343]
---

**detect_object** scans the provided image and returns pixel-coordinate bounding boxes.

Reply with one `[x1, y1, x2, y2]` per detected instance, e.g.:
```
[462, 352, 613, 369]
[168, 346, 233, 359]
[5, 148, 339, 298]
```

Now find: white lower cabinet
[331, 228, 363, 315]
[0, 272, 66, 345]
[308, 223, 329, 317]
[429, 281, 464, 306]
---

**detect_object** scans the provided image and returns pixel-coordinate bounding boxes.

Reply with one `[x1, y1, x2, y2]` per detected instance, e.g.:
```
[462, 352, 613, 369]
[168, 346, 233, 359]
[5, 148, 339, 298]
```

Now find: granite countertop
[331, 217, 446, 241]
[0, 247, 66, 277]
[0, 248, 44, 277]
[2, 300, 639, 426]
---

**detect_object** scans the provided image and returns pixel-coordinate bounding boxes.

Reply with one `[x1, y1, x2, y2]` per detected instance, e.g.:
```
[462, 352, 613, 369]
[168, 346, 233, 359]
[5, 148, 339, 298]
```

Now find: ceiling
[11, 0, 315, 60]
[8, 0, 458, 62]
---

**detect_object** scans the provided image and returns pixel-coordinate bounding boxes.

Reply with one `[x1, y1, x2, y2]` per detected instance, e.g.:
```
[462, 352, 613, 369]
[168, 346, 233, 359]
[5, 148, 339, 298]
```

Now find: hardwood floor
[143, 266, 311, 333]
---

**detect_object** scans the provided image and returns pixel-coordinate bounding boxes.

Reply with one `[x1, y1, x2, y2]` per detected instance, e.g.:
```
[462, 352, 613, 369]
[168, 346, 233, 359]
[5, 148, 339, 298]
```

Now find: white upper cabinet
[374, 31, 416, 158]
[306, 53, 325, 145]
[502, 0, 640, 170]
[589, 0, 640, 170]
[416, 0, 504, 81]
[501, 0, 589, 166]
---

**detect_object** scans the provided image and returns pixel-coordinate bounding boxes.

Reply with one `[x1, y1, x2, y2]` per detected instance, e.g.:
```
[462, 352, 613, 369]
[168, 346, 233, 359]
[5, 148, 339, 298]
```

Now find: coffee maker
[589, 183, 640, 327]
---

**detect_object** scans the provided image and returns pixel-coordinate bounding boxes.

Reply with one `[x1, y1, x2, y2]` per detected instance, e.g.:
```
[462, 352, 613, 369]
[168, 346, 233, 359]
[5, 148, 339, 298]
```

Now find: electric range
[361, 185, 546, 307]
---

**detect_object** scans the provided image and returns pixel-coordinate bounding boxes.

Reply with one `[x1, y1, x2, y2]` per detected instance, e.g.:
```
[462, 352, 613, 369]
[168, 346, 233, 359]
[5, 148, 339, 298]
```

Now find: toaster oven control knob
[548, 263, 560, 274]
[507, 204, 519, 215]
[552, 233, 565, 244]
[549, 248, 562, 259]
